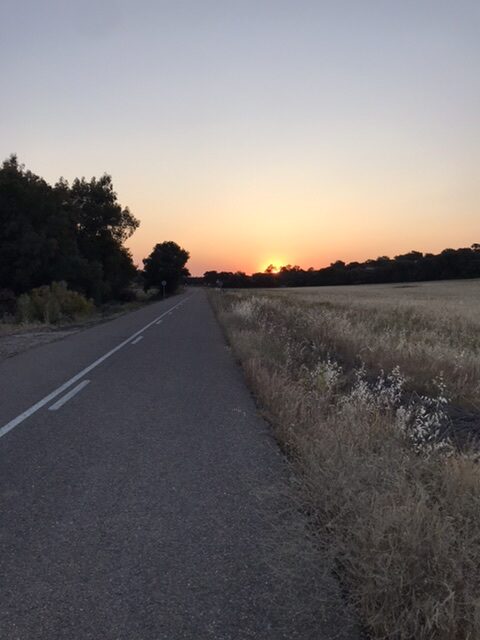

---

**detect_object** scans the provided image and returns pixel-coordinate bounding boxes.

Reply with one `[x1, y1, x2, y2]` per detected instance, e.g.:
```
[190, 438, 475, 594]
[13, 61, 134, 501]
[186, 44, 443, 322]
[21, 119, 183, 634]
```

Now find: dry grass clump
[211, 288, 480, 640]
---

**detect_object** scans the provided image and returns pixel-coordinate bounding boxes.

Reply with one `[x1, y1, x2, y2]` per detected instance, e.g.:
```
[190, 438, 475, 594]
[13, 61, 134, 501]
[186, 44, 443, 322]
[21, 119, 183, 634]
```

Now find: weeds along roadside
[209, 289, 480, 640]
[0, 281, 173, 335]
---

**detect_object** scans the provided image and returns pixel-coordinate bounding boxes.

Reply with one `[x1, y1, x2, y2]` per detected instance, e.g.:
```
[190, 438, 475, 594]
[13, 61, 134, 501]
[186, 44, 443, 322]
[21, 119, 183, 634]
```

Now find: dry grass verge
[211, 286, 480, 640]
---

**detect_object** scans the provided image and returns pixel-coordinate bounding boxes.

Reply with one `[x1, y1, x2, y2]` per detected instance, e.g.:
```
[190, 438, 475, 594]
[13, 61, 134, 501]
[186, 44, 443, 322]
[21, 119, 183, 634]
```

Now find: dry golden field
[268, 279, 480, 409]
[211, 280, 480, 640]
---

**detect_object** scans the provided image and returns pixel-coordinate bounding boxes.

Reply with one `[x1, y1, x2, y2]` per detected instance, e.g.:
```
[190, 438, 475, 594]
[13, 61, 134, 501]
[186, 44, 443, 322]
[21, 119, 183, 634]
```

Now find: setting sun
[260, 260, 285, 274]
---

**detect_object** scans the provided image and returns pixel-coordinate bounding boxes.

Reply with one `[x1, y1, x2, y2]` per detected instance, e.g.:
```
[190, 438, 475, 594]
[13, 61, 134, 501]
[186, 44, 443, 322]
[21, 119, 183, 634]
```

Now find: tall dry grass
[211, 284, 480, 640]
[265, 280, 480, 407]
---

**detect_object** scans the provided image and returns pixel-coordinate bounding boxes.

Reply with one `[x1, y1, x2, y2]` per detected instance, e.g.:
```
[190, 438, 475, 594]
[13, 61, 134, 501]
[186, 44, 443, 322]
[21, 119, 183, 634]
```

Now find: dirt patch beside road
[0, 326, 79, 361]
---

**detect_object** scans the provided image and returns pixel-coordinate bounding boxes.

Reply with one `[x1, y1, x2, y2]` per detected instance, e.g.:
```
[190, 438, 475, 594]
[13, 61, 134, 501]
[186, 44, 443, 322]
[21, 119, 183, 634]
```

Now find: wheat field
[266, 279, 480, 408]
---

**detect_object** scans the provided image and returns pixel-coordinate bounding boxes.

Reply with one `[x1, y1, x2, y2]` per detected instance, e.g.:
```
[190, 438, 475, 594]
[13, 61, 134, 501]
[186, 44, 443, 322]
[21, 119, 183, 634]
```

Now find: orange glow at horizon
[120, 131, 480, 279]
[259, 259, 286, 274]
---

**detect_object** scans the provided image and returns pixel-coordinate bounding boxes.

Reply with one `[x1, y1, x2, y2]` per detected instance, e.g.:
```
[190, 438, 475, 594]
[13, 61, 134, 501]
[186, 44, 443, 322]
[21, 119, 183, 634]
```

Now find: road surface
[0, 290, 356, 639]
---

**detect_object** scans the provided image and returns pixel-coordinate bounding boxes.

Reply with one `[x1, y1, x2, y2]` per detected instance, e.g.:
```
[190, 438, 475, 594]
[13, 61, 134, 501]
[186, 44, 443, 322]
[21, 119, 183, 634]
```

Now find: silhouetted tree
[143, 241, 190, 294]
[203, 270, 220, 286]
[0, 155, 79, 293]
[201, 245, 480, 289]
[0, 155, 139, 302]
[68, 174, 139, 300]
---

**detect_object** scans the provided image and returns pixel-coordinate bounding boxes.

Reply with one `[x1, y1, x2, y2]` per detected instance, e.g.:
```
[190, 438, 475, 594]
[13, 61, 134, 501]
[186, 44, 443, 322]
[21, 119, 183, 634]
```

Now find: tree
[68, 174, 139, 300]
[143, 241, 190, 294]
[0, 155, 81, 294]
[0, 156, 140, 301]
[70, 174, 138, 244]
[203, 270, 219, 286]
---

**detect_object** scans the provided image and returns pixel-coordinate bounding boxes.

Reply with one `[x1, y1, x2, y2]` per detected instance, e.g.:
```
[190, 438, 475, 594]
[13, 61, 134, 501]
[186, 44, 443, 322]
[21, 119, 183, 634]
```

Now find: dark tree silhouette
[68, 174, 139, 301]
[143, 241, 190, 294]
[0, 155, 139, 302]
[202, 244, 480, 289]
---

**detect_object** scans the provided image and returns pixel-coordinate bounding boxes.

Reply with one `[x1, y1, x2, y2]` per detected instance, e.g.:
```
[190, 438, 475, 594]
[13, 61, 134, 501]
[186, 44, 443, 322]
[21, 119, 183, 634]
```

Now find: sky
[0, 0, 479, 275]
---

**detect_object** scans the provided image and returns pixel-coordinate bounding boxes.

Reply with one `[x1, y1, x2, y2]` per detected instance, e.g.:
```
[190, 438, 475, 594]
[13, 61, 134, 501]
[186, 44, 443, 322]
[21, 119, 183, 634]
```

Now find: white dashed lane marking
[48, 380, 90, 411]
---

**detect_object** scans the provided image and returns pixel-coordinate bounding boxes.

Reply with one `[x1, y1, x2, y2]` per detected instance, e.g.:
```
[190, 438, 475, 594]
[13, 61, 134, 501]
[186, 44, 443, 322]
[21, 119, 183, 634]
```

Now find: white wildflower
[310, 358, 342, 394]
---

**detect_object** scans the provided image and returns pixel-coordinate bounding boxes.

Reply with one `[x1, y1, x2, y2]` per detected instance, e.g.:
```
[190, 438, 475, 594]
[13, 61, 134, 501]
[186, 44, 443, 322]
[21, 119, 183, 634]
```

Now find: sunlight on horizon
[259, 260, 287, 274]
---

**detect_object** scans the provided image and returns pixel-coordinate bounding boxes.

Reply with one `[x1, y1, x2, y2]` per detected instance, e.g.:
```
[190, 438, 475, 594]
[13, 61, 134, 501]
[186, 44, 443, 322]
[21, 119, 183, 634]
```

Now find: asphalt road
[0, 290, 357, 639]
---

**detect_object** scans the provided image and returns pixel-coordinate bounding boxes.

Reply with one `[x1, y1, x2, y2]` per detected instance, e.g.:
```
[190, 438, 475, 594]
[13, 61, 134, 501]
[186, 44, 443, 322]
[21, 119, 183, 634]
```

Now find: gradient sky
[1, 1, 479, 275]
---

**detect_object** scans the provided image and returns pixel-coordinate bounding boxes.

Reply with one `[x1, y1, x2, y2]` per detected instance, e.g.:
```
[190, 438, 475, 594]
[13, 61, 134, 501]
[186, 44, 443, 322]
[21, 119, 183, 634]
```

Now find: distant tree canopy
[202, 245, 480, 289]
[0, 155, 139, 302]
[143, 241, 190, 294]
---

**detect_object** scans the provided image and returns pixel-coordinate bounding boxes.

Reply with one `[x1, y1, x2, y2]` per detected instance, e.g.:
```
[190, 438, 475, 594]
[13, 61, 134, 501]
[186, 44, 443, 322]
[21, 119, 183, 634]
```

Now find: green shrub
[16, 282, 94, 324]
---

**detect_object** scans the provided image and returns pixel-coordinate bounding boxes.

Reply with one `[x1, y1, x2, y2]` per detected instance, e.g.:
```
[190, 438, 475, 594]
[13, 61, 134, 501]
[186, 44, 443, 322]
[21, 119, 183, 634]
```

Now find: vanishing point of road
[0, 290, 356, 639]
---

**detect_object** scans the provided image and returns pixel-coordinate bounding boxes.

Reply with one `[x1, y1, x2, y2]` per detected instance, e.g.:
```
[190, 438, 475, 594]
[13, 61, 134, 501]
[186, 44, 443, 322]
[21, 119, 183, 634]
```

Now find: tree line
[202, 246, 480, 288]
[4, 155, 476, 298]
[0, 155, 189, 309]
